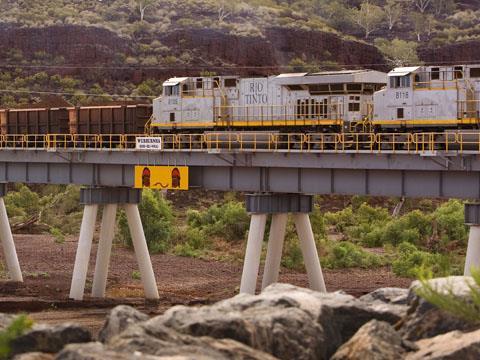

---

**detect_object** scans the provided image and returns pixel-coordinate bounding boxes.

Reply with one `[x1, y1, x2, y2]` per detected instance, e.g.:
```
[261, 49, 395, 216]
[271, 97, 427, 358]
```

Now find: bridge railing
[2, 131, 480, 153]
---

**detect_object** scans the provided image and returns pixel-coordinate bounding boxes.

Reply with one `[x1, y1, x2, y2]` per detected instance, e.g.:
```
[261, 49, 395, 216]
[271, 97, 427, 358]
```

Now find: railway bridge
[0, 132, 479, 300]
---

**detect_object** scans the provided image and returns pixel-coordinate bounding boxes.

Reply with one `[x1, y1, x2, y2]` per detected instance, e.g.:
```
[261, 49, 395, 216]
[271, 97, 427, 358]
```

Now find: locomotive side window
[213, 77, 220, 88]
[196, 78, 203, 89]
[348, 103, 360, 112]
[431, 68, 440, 80]
[289, 85, 304, 91]
[346, 83, 362, 93]
[170, 113, 175, 122]
[470, 68, 480, 78]
[330, 84, 344, 94]
[397, 108, 404, 119]
[454, 66, 463, 79]
[224, 78, 237, 87]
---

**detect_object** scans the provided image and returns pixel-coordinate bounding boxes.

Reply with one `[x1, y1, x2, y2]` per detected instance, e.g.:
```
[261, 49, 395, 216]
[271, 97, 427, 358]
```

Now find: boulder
[98, 305, 149, 343]
[108, 320, 276, 359]
[360, 287, 409, 305]
[399, 276, 480, 341]
[407, 328, 480, 359]
[13, 353, 54, 360]
[331, 320, 417, 360]
[56, 342, 168, 360]
[10, 323, 91, 356]
[148, 283, 406, 359]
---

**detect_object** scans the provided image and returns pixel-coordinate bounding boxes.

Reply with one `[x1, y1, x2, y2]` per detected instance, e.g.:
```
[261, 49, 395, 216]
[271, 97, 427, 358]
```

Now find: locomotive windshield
[164, 85, 179, 96]
[389, 75, 410, 89]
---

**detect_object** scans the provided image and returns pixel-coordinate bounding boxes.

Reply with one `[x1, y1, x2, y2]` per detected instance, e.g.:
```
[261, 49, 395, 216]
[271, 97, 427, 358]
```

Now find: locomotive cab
[373, 65, 480, 129]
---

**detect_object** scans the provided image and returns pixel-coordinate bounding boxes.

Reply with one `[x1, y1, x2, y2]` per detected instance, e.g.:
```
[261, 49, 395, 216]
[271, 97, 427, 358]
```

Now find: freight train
[152, 65, 480, 133]
[1, 65, 480, 139]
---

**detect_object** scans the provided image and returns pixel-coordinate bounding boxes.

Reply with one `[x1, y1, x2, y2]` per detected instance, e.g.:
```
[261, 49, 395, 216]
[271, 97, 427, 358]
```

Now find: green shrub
[118, 189, 173, 253]
[5, 185, 41, 222]
[392, 242, 452, 278]
[0, 314, 34, 359]
[433, 200, 468, 245]
[49, 227, 65, 244]
[323, 241, 386, 269]
[310, 205, 326, 238]
[187, 201, 249, 241]
[416, 267, 480, 323]
[173, 227, 209, 258]
[281, 235, 304, 270]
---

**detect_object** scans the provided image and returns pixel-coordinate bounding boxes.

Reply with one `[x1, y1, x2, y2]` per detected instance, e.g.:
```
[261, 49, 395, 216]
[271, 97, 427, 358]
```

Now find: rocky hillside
[3, 276, 480, 359]
[0, 0, 479, 106]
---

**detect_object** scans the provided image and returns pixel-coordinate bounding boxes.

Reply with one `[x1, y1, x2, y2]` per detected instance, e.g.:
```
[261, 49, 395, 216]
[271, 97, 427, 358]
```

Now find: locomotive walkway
[0, 131, 479, 301]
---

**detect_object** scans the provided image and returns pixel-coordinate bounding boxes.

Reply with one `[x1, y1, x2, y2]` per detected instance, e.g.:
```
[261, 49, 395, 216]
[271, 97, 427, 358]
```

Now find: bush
[173, 227, 210, 258]
[416, 267, 480, 323]
[118, 189, 173, 253]
[392, 242, 452, 278]
[0, 314, 33, 359]
[323, 241, 386, 269]
[4, 185, 41, 222]
[433, 200, 467, 246]
[187, 200, 249, 241]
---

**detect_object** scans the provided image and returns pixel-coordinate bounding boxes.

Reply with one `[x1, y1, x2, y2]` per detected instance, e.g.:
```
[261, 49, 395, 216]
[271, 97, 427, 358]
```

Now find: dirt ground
[0, 234, 412, 337]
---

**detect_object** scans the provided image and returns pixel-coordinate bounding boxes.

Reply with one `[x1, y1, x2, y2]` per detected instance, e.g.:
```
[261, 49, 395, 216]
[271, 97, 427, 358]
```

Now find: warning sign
[134, 166, 189, 190]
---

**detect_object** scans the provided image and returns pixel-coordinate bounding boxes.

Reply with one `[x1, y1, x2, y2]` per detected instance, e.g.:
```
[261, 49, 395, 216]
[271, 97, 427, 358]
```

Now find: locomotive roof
[274, 70, 387, 85]
[162, 77, 189, 86]
[388, 67, 421, 77]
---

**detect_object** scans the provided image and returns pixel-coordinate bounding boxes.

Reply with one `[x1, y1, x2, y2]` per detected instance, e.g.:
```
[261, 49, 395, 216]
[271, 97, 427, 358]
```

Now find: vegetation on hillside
[0, 0, 477, 106]
[2, 0, 477, 46]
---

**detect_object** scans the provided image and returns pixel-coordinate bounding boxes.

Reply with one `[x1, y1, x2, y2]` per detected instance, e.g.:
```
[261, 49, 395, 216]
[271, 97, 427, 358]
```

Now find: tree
[351, 1, 385, 39]
[384, 0, 403, 31]
[431, 0, 455, 17]
[135, 0, 155, 21]
[411, 12, 427, 41]
[412, 0, 431, 13]
[217, 0, 236, 23]
[375, 38, 420, 67]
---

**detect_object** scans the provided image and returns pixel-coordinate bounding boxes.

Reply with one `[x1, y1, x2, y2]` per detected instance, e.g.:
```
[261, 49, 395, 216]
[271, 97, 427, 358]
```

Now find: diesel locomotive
[151, 65, 480, 133]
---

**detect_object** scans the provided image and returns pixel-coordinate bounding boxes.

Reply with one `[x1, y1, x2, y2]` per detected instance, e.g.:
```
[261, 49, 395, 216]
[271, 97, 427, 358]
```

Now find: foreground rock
[99, 305, 149, 343]
[407, 328, 480, 359]
[7, 278, 480, 359]
[400, 276, 480, 341]
[148, 283, 406, 359]
[331, 320, 417, 360]
[13, 353, 54, 360]
[359, 287, 408, 305]
[58, 325, 276, 360]
[10, 323, 91, 356]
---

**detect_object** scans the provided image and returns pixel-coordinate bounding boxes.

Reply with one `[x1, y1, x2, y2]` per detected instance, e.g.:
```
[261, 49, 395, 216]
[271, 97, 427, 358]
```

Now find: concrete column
[124, 203, 159, 300]
[240, 213, 267, 294]
[464, 225, 480, 276]
[0, 198, 22, 282]
[261, 213, 288, 290]
[69, 204, 98, 300]
[293, 213, 327, 292]
[91, 204, 117, 297]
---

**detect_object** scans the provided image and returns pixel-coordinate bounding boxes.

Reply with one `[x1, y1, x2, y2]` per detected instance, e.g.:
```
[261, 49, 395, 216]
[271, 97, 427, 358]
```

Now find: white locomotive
[152, 70, 386, 132]
[151, 65, 480, 132]
[373, 65, 480, 129]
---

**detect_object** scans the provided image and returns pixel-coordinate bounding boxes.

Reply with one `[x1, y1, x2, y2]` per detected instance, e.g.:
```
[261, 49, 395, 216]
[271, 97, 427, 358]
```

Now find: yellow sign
[134, 166, 189, 190]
